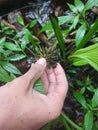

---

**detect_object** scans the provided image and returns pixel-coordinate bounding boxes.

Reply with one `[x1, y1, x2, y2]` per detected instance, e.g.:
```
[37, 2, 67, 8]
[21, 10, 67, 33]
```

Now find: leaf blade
[49, 14, 65, 59]
[0, 66, 14, 82]
[0, 62, 22, 75]
[69, 43, 98, 71]
[74, 20, 98, 51]
[84, 111, 93, 130]
[73, 91, 88, 109]
[75, 23, 86, 46]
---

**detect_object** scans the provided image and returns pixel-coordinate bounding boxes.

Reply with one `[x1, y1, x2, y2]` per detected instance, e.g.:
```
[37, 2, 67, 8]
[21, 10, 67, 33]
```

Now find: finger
[41, 70, 49, 94]
[21, 58, 46, 90]
[46, 68, 56, 93]
[54, 63, 68, 99]
[45, 64, 68, 119]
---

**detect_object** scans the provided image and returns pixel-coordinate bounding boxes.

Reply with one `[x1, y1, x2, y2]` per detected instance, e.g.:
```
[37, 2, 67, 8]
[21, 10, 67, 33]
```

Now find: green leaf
[49, 14, 65, 59]
[69, 43, 98, 71]
[24, 29, 37, 46]
[21, 35, 29, 51]
[15, 30, 25, 39]
[80, 87, 86, 94]
[84, 111, 93, 130]
[71, 58, 88, 66]
[75, 23, 86, 46]
[68, 3, 78, 13]
[4, 42, 21, 51]
[40, 16, 75, 34]
[0, 37, 6, 53]
[34, 79, 45, 94]
[39, 22, 53, 33]
[29, 19, 38, 28]
[5, 54, 26, 61]
[0, 48, 4, 54]
[92, 88, 98, 108]
[75, 0, 84, 13]
[74, 20, 98, 51]
[0, 37, 6, 44]
[4, 29, 15, 35]
[48, 32, 54, 40]
[82, 0, 98, 16]
[0, 66, 14, 82]
[1, 50, 12, 57]
[73, 91, 88, 109]
[0, 62, 22, 75]
[87, 86, 95, 93]
[17, 16, 24, 26]
[69, 15, 79, 30]
[1, 23, 10, 31]
[58, 16, 75, 25]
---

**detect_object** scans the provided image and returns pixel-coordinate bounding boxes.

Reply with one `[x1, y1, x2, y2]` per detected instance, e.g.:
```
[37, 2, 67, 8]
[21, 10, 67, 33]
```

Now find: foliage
[49, 14, 65, 59]
[74, 82, 98, 130]
[0, 0, 98, 129]
[41, 0, 98, 129]
[69, 43, 98, 71]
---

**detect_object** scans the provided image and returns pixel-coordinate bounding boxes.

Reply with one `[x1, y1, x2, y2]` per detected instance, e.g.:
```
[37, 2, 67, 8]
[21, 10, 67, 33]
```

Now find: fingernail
[36, 58, 46, 65]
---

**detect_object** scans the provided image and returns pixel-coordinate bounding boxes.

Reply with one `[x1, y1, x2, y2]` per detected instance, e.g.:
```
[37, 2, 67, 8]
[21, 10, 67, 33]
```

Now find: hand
[0, 58, 68, 130]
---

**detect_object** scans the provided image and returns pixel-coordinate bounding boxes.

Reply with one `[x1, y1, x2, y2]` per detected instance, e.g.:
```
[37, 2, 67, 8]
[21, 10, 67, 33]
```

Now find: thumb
[22, 58, 46, 89]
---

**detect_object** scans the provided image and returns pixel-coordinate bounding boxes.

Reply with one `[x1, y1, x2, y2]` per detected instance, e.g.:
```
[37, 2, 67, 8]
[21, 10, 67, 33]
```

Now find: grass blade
[49, 13, 65, 59]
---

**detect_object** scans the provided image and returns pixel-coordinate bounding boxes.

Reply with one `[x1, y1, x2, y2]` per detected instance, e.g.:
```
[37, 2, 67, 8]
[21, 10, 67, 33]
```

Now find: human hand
[0, 58, 68, 130]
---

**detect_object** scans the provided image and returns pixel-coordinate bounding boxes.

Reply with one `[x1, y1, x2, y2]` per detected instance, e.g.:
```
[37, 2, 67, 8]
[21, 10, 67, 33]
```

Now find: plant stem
[61, 112, 83, 130]
[26, 47, 36, 57]
[60, 115, 71, 130]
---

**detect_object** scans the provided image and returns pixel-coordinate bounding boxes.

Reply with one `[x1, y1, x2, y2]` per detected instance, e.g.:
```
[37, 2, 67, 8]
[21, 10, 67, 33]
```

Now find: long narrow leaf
[29, 19, 38, 28]
[68, 3, 78, 13]
[75, 23, 86, 46]
[74, 20, 98, 51]
[24, 29, 37, 46]
[82, 0, 98, 16]
[92, 88, 98, 108]
[58, 16, 75, 25]
[5, 54, 26, 61]
[75, 0, 84, 13]
[49, 14, 65, 59]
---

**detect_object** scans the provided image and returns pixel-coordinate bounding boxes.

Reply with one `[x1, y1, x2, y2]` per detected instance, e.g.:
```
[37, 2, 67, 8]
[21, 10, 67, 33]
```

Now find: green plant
[0, 0, 98, 129]
[74, 78, 98, 130]
[41, 0, 98, 129]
